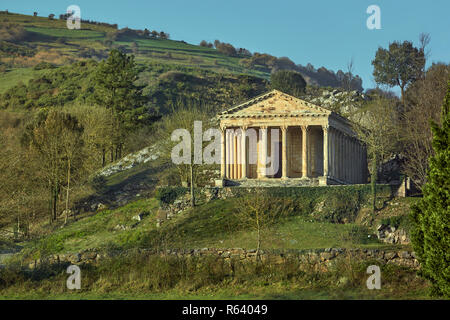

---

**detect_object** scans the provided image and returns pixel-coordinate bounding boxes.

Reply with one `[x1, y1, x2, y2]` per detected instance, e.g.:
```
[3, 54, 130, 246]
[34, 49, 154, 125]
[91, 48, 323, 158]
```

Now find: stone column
[336, 131, 341, 180]
[237, 131, 241, 179]
[259, 126, 268, 178]
[358, 142, 362, 183]
[322, 125, 329, 177]
[226, 130, 231, 178]
[233, 134, 238, 179]
[348, 138, 352, 183]
[331, 128, 336, 179]
[329, 128, 333, 178]
[332, 130, 336, 179]
[350, 138, 355, 183]
[220, 126, 226, 179]
[281, 126, 288, 179]
[301, 125, 309, 178]
[343, 135, 348, 183]
[241, 126, 247, 179]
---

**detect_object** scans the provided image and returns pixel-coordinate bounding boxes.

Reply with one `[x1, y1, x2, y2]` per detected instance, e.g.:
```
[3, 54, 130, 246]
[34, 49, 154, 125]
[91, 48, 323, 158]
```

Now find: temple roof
[217, 89, 332, 119]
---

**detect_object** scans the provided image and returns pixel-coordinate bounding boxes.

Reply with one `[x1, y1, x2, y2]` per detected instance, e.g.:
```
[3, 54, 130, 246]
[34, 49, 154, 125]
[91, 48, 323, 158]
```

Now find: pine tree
[92, 49, 143, 160]
[410, 81, 450, 297]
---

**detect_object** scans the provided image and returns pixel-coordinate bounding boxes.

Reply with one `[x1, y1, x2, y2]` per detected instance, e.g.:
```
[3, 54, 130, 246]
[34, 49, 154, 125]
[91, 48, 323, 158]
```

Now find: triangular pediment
[218, 90, 331, 118]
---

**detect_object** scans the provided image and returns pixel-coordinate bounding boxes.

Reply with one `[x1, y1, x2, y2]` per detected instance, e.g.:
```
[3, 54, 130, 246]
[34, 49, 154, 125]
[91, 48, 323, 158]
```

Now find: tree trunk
[51, 176, 59, 222]
[256, 227, 261, 262]
[65, 159, 71, 225]
[49, 183, 53, 224]
[102, 148, 106, 167]
[53, 185, 58, 222]
[371, 153, 378, 215]
[16, 213, 20, 240]
[190, 164, 195, 207]
[400, 85, 406, 116]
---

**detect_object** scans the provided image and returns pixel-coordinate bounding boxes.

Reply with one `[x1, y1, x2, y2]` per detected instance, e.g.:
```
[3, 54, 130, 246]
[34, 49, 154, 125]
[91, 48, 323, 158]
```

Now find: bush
[380, 215, 403, 228]
[410, 82, 450, 298]
[155, 186, 188, 205]
[313, 189, 361, 223]
[33, 61, 57, 70]
[270, 70, 306, 97]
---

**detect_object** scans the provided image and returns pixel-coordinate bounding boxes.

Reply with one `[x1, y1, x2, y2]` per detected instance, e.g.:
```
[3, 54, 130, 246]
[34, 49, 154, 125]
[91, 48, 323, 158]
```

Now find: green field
[0, 11, 270, 94]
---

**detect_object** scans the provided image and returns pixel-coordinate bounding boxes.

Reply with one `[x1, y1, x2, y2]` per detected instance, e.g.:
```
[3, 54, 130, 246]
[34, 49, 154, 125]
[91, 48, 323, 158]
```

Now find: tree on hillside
[352, 97, 399, 214]
[270, 70, 306, 98]
[0, 127, 37, 238]
[402, 63, 450, 188]
[157, 103, 214, 207]
[69, 104, 114, 168]
[235, 192, 291, 261]
[93, 49, 144, 161]
[410, 81, 450, 298]
[24, 109, 85, 223]
[372, 40, 425, 112]
[59, 114, 84, 224]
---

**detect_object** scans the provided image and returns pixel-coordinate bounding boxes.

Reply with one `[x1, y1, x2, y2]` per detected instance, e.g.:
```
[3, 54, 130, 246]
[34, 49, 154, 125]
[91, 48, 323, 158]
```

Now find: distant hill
[0, 11, 363, 95]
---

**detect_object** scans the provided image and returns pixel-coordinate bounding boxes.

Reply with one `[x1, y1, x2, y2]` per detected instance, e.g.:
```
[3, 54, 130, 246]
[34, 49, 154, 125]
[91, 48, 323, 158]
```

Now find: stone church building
[216, 90, 368, 187]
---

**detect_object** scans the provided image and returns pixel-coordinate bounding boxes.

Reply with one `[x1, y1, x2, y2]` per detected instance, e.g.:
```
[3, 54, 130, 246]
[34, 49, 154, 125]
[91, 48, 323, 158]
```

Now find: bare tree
[156, 101, 214, 207]
[402, 63, 449, 188]
[234, 192, 291, 260]
[352, 97, 399, 213]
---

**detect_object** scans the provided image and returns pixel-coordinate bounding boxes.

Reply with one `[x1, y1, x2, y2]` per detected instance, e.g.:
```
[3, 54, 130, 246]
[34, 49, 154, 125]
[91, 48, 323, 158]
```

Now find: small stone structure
[216, 90, 368, 187]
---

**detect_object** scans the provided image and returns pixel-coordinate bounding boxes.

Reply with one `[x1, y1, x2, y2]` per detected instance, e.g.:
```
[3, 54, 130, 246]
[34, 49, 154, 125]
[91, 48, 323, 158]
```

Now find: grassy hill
[0, 11, 270, 95]
[15, 163, 410, 259]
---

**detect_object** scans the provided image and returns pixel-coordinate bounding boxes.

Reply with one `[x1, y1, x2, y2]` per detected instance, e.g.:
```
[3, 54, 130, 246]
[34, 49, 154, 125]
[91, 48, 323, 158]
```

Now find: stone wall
[27, 247, 419, 270]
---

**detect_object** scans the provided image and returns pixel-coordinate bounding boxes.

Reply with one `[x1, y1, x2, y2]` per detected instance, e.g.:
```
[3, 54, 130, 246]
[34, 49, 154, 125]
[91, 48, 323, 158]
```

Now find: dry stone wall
[28, 247, 419, 270]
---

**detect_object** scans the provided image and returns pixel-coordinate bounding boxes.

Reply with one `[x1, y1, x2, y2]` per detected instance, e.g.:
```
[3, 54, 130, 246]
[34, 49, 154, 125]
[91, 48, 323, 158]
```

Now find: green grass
[155, 198, 396, 250]
[0, 251, 431, 300]
[0, 67, 45, 93]
[0, 287, 432, 300]
[25, 26, 106, 39]
[17, 192, 402, 261]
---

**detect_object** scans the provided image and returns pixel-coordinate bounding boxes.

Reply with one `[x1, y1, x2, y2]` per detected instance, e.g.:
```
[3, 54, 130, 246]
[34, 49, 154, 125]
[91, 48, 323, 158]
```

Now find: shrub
[33, 61, 57, 70]
[155, 186, 187, 205]
[410, 82, 450, 298]
[270, 69, 306, 97]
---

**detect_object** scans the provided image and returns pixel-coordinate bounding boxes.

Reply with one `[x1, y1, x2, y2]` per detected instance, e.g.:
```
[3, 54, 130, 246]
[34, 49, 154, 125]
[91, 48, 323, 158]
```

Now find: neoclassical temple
[216, 90, 368, 186]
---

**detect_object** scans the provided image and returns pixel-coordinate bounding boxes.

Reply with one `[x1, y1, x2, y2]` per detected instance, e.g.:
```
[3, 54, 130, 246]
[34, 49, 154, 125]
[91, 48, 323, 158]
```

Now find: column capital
[260, 125, 268, 130]
[220, 124, 227, 132]
[321, 124, 329, 133]
[301, 125, 310, 132]
[281, 125, 288, 132]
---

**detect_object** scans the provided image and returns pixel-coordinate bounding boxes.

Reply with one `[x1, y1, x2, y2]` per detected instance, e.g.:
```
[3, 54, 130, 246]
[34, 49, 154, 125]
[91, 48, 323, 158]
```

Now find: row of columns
[328, 127, 365, 184]
[220, 125, 364, 183]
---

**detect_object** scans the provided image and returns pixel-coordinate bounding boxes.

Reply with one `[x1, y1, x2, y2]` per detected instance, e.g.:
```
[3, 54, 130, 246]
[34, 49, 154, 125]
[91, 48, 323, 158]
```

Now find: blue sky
[3, 0, 449, 92]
